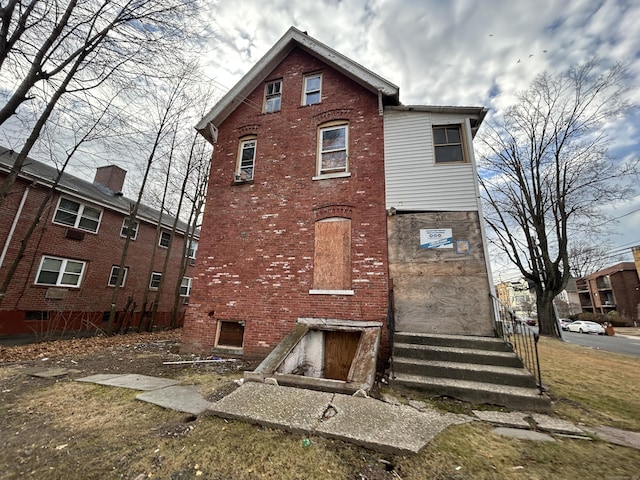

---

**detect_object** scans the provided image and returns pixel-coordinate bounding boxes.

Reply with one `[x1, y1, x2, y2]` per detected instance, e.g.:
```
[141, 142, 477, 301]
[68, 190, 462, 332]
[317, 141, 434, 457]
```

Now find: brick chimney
[94, 165, 126, 193]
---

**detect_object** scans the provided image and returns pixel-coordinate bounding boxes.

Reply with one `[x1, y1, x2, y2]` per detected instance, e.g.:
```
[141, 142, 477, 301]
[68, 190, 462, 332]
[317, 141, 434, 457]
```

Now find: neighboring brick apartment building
[0, 149, 197, 336]
[577, 262, 640, 325]
[182, 27, 494, 359]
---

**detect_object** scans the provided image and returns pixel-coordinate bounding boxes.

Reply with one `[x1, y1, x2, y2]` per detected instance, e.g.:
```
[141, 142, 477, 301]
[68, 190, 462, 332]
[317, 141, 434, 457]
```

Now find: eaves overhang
[385, 105, 489, 137]
[196, 26, 400, 144]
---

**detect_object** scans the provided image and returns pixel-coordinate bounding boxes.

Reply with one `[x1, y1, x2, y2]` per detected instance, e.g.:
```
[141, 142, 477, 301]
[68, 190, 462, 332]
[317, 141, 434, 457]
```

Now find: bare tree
[479, 58, 639, 337]
[568, 238, 624, 278]
[0, 0, 202, 207]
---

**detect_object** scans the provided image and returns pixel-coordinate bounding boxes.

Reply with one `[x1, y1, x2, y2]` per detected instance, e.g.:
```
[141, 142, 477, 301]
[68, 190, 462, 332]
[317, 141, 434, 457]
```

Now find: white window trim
[264, 79, 282, 113]
[120, 218, 139, 240]
[35, 255, 86, 288]
[317, 123, 349, 177]
[180, 276, 192, 297]
[303, 73, 322, 105]
[236, 137, 257, 182]
[186, 239, 198, 259]
[108, 265, 128, 287]
[309, 289, 355, 295]
[158, 230, 171, 248]
[432, 124, 468, 164]
[149, 272, 162, 290]
[53, 197, 103, 233]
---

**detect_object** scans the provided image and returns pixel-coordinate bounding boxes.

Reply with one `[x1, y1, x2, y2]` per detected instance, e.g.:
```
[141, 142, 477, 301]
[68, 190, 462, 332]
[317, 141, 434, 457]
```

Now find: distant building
[0, 149, 197, 336]
[495, 279, 537, 319]
[577, 262, 640, 326]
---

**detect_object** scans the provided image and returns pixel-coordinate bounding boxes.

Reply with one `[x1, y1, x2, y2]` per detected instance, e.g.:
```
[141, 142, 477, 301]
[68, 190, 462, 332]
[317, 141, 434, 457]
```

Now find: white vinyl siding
[383, 110, 478, 211]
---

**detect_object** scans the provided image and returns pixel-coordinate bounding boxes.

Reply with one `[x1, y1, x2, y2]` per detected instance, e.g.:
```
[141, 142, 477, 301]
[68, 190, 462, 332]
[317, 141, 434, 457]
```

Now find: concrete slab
[26, 367, 82, 378]
[531, 414, 585, 435]
[492, 427, 556, 442]
[209, 382, 471, 454]
[317, 394, 470, 454]
[136, 385, 212, 415]
[77, 374, 179, 391]
[584, 426, 640, 450]
[472, 411, 530, 429]
[209, 382, 334, 434]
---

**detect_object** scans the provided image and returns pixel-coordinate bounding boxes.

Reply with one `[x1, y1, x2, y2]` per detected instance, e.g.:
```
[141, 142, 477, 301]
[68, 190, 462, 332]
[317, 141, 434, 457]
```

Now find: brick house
[0, 149, 197, 336]
[182, 27, 494, 361]
[577, 262, 640, 325]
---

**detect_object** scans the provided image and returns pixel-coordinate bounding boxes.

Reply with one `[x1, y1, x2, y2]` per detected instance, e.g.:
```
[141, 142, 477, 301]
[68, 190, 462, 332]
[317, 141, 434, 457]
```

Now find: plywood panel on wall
[388, 212, 494, 336]
[313, 219, 351, 290]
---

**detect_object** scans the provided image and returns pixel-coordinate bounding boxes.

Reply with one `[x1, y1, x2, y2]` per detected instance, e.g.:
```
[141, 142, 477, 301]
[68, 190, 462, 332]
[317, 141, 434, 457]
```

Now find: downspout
[0, 185, 30, 269]
[464, 117, 499, 325]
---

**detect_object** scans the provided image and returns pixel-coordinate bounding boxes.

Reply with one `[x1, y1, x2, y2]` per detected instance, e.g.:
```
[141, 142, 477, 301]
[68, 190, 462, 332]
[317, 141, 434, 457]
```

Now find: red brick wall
[0, 176, 193, 335]
[611, 270, 640, 323]
[182, 48, 390, 357]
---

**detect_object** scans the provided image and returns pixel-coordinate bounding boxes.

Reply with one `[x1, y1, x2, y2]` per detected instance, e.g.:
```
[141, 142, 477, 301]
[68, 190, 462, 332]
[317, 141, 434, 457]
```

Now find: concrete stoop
[392, 332, 551, 412]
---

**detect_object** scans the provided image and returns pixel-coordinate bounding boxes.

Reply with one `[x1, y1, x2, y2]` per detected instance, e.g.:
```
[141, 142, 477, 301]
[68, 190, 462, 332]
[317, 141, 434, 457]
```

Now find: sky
[1, 0, 638, 281]
[198, 0, 640, 280]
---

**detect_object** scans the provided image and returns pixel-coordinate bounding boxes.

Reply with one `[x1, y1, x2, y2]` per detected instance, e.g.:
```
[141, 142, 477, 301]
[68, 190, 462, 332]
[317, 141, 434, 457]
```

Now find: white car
[567, 321, 604, 335]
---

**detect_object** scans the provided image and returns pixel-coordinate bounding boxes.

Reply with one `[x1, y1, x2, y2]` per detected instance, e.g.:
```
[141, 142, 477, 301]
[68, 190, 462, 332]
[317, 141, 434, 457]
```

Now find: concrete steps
[392, 332, 550, 412]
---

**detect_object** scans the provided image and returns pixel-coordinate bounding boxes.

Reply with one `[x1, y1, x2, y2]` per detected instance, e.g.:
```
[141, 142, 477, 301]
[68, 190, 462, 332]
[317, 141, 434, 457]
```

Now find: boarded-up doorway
[324, 330, 361, 381]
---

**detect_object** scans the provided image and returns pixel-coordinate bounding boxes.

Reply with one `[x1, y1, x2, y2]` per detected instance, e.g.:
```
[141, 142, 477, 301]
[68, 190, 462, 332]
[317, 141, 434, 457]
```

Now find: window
[149, 272, 162, 289]
[433, 125, 466, 163]
[159, 231, 171, 248]
[236, 138, 256, 181]
[186, 239, 198, 259]
[318, 124, 348, 175]
[303, 73, 322, 105]
[264, 80, 282, 113]
[180, 277, 192, 297]
[35, 256, 86, 287]
[108, 266, 128, 287]
[311, 218, 352, 293]
[120, 218, 139, 240]
[53, 197, 102, 233]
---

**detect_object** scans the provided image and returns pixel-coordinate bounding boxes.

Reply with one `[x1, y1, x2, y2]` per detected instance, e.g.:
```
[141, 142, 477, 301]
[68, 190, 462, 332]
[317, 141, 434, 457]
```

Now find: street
[561, 331, 640, 357]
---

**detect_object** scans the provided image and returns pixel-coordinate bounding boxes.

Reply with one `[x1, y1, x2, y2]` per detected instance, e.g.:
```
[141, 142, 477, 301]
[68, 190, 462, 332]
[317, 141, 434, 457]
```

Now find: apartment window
[108, 266, 128, 287]
[318, 123, 348, 175]
[120, 218, 139, 240]
[149, 272, 162, 289]
[264, 80, 282, 113]
[303, 73, 322, 105]
[312, 218, 351, 292]
[159, 231, 171, 248]
[236, 138, 256, 181]
[186, 239, 198, 259]
[53, 197, 102, 233]
[433, 125, 466, 163]
[180, 277, 192, 297]
[35, 256, 86, 287]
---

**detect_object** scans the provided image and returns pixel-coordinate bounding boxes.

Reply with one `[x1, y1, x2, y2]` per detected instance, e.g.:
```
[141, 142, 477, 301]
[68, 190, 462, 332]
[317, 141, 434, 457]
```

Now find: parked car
[560, 318, 573, 331]
[567, 320, 605, 335]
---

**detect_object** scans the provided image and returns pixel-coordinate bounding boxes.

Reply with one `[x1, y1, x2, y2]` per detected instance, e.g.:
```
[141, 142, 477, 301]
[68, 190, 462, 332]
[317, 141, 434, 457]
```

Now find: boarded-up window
[217, 321, 245, 348]
[313, 218, 351, 290]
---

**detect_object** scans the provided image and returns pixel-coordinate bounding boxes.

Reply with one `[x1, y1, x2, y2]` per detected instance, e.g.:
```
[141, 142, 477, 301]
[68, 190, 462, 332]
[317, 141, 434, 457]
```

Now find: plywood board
[324, 331, 361, 381]
[313, 219, 351, 290]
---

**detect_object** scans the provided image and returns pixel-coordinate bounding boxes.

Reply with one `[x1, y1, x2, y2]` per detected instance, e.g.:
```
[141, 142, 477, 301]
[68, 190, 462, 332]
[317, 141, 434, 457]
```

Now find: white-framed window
[120, 218, 139, 240]
[264, 79, 282, 113]
[149, 272, 162, 289]
[159, 230, 171, 248]
[303, 73, 322, 105]
[35, 256, 86, 287]
[317, 123, 348, 175]
[180, 277, 192, 297]
[433, 125, 466, 163]
[186, 239, 198, 259]
[53, 197, 102, 233]
[108, 266, 128, 287]
[236, 138, 256, 181]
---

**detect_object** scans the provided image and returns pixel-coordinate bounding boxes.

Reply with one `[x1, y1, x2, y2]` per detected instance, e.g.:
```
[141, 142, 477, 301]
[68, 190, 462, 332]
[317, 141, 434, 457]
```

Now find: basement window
[216, 321, 245, 349]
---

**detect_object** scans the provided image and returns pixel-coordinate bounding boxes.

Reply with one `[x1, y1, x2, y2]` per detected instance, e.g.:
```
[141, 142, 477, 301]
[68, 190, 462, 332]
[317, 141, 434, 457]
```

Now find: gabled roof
[196, 26, 400, 144]
[0, 148, 197, 237]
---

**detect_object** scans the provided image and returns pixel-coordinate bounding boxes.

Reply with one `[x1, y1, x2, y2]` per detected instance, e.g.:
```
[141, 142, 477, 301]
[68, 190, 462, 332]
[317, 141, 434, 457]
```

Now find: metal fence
[491, 294, 544, 393]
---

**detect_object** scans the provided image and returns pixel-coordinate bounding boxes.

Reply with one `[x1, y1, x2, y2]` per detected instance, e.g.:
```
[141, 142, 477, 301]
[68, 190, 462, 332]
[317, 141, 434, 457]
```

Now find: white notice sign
[420, 228, 453, 249]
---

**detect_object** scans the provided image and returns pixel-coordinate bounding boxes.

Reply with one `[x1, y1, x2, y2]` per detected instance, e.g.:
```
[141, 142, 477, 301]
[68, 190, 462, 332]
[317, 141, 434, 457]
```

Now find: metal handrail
[490, 294, 544, 393]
